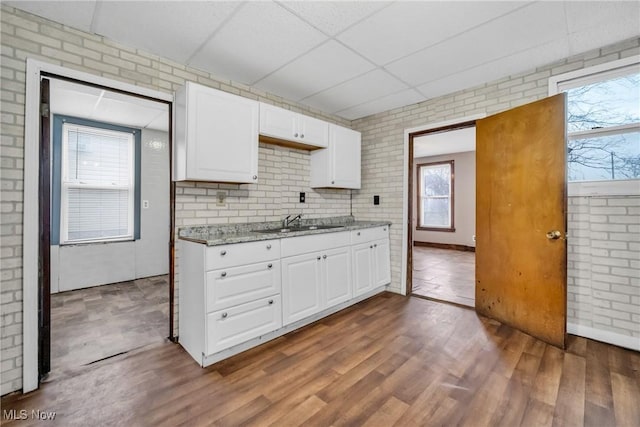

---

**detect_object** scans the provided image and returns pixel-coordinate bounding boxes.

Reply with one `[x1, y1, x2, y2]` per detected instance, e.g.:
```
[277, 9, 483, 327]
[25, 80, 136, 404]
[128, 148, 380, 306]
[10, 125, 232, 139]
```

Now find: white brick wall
[567, 196, 640, 344]
[0, 5, 351, 395]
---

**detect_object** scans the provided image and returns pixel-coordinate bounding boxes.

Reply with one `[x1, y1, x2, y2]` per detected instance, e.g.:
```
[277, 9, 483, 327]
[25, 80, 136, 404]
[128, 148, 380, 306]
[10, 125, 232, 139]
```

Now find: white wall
[51, 129, 169, 292]
[413, 151, 476, 247]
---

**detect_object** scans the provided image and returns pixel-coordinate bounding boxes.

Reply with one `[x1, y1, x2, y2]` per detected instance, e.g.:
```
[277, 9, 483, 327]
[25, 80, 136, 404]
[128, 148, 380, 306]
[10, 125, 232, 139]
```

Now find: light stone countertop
[178, 216, 391, 246]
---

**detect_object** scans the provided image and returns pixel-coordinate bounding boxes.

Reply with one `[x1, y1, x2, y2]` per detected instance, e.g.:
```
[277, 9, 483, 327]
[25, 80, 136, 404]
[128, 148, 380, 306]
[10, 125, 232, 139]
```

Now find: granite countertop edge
[178, 216, 392, 246]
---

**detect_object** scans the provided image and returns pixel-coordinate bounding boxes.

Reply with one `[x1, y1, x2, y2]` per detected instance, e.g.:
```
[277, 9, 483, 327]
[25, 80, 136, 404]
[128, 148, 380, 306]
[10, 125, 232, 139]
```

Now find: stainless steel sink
[254, 224, 345, 234]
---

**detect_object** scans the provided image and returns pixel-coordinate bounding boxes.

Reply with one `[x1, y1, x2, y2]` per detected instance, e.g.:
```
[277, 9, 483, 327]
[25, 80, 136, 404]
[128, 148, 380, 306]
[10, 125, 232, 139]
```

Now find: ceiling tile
[337, 1, 532, 65]
[416, 38, 570, 100]
[565, 1, 640, 55]
[301, 69, 408, 113]
[5, 1, 97, 32]
[189, 2, 327, 85]
[278, 1, 391, 36]
[93, 2, 240, 64]
[386, 1, 567, 86]
[335, 89, 425, 120]
[253, 40, 375, 102]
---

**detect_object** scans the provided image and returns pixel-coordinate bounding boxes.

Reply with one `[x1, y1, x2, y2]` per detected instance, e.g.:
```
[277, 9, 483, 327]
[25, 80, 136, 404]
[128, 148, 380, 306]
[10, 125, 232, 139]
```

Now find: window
[417, 161, 454, 231]
[551, 58, 640, 182]
[52, 116, 141, 245]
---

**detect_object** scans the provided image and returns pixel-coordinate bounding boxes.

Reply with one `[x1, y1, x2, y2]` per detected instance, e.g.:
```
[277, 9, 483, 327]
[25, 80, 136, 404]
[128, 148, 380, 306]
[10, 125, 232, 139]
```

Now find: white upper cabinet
[259, 103, 328, 149]
[174, 82, 259, 183]
[310, 124, 361, 189]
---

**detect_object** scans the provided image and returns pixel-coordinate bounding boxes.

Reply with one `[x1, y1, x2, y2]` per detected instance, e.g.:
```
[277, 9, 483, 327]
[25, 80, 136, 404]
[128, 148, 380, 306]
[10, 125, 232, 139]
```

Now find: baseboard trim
[414, 241, 475, 252]
[567, 322, 640, 351]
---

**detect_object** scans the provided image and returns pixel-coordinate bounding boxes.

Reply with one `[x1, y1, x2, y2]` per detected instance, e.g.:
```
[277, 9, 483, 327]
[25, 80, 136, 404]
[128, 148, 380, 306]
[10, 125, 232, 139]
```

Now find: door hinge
[40, 102, 49, 118]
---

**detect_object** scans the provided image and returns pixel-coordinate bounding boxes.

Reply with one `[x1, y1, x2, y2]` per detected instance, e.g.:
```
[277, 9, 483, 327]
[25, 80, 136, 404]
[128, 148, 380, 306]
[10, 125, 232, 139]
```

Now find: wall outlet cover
[300, 192, 305, 203]
[216, 191, 226, 206]
[373, 195, 380, 205]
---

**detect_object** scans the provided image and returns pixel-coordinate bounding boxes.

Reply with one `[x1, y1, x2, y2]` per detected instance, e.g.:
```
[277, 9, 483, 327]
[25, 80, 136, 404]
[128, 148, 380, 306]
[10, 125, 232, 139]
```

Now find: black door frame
[37, 71, 176, 381]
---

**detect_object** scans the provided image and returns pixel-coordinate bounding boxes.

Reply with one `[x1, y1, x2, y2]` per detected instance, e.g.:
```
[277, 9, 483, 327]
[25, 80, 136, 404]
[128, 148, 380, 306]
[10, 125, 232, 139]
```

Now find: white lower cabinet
[281, 245, 352, 325]
[179, 225, 389, 367]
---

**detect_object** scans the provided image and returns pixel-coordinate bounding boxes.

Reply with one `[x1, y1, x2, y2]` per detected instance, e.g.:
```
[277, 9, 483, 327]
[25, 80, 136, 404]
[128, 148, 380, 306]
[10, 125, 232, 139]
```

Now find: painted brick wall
[567, 196, 640, 345]
[0, 5, 351, 395]
[350, 39, 640, 339]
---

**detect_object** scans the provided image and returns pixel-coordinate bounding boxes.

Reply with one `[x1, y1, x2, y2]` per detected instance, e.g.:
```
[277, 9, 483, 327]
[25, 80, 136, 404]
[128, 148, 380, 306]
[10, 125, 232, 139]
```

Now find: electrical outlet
[299, 192, 305, 203]
[216, 191, 226, 206]
[373, 195, 380, 205]
[142, 200, 150, 209]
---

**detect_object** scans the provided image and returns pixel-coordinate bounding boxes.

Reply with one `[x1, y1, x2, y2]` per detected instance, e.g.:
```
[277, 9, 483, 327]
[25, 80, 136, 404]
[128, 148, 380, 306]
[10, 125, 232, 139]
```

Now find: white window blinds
[60, 123, 135, 244]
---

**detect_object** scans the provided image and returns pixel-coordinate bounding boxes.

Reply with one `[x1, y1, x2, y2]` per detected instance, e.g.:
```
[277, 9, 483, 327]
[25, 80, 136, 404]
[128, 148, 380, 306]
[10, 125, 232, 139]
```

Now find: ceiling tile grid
[7, 1, 640, 120]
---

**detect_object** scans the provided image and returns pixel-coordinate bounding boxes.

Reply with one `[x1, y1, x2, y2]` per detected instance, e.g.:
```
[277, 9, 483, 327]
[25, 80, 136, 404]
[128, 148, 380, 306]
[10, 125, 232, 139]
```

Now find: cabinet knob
[357, 232, 360, 236]
[323, 254, 327, 259]
[294, 132, 299, 138]
[220, 250, 227, 256]
[317, 256, 321, 260]
[268, 299, 274, 305]
[267, 263, 273, 269]
[370, 245, 373, 249]
[374, 244, 377, 247]
[221, 312, 228, 319]
[253, 175, 257, 180]
[300, 134, 304, 138]
[383, 227, 386, 231]
[266, 244, 272, 250]
[331, 180, 335, 184]
[221, 271, 227, 277]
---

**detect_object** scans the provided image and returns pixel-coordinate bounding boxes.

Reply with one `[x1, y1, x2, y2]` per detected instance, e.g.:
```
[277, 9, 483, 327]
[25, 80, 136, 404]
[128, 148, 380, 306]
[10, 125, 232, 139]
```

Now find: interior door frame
[401, 115, 485, 295]
[23, 59, 175, 393]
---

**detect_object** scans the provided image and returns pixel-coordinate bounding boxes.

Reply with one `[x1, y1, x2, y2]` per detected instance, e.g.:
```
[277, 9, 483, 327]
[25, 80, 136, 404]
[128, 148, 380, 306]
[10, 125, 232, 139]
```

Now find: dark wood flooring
[49, 275, 169, 382]
[412, 246, 475, 307]
[2, 293, 639, 426]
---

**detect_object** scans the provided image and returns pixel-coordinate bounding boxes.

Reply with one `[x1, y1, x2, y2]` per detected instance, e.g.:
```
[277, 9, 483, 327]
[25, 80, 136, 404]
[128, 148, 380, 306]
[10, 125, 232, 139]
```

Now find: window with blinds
[60, 123, 135, 244]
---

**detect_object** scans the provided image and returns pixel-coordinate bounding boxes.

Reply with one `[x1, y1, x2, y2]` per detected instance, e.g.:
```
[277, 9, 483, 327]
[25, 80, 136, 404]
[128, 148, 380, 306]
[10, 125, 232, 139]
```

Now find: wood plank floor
[412, 246, 475, 307]
[2, 293, 639, 426]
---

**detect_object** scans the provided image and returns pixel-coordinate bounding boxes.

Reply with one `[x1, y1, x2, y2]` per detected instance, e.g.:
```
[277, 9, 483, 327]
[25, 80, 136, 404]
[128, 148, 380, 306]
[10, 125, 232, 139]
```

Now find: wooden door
[476, 94, 567, 348]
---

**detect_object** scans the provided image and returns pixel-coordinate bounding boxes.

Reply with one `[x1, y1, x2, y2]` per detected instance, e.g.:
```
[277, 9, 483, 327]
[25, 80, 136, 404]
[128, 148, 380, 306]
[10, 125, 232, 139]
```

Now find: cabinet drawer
[351, 226, 389, 244]
[206, 239, 279, 270]
[206, 295, 282, 355]
[281, 231, 350, 258]
[206, 261, 281, 312]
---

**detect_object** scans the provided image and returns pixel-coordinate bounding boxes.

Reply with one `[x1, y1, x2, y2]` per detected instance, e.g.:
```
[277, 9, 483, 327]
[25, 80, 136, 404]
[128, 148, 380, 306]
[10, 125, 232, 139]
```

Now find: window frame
[52, 115, 141, 246]
[416, 160, 455, 232]
[549, 56, 640, 195]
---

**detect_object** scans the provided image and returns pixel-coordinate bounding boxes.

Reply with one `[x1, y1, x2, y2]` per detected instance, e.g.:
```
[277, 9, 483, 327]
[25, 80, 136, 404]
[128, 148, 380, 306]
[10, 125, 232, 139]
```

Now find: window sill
[416, 227, 456, 232]
[60, 238, 134, 247]
[568, 179, 640, 197]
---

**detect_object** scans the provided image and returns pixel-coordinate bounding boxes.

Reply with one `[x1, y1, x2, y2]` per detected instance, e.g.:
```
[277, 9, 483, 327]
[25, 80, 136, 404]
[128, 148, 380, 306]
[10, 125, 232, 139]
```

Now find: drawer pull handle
[221, 272, 227, 277]
[266, 244, 272, 250]
[357, 232, 360, 236]
[323, 254, 327, 259]
[220, 250, 227, 256]
[221, 312, 228, 319]
[267, 263, 273, 269]
[300, 134, 304, 138]
[294, 132, 299, 137]
[268, 299, 274, 305]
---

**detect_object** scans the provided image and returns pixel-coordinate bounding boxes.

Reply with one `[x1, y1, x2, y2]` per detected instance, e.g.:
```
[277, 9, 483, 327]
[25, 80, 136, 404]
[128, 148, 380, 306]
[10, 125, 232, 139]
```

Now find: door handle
[546, 230, 562, 240]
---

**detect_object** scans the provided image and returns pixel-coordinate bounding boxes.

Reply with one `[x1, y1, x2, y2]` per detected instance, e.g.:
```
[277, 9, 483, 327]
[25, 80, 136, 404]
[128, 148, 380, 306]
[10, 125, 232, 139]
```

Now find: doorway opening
[41, 75, 173, 382]
[406, 122, 476, 308]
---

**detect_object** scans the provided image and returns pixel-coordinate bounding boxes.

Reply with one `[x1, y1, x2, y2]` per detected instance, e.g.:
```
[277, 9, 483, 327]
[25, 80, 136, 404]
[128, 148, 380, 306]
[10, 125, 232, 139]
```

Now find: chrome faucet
[283, 214, 302, 228]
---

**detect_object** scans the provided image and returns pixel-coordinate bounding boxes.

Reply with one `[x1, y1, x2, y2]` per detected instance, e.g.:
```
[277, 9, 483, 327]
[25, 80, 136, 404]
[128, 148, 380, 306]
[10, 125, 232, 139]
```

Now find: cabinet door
[186, 83, 258, 183]
[330, 125, 361, 189]
[352, 242, 373, 297]
[373, 239, 391, 287]
[259, 103, 297, 141]
[323, 246, 352, 308]
[206, 295, 282, 355]
[298, 115, 328, 148]
[281, 252, 323, 325]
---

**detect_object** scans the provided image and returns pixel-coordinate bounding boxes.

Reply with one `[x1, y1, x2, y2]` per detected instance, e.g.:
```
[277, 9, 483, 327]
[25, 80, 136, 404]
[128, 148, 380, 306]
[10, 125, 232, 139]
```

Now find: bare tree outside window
[566, 72, 640, 181]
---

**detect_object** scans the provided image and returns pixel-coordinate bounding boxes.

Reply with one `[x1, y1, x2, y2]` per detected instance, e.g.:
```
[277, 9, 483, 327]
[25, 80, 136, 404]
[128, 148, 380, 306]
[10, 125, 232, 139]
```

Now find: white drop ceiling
[10, 1, 640, 120]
